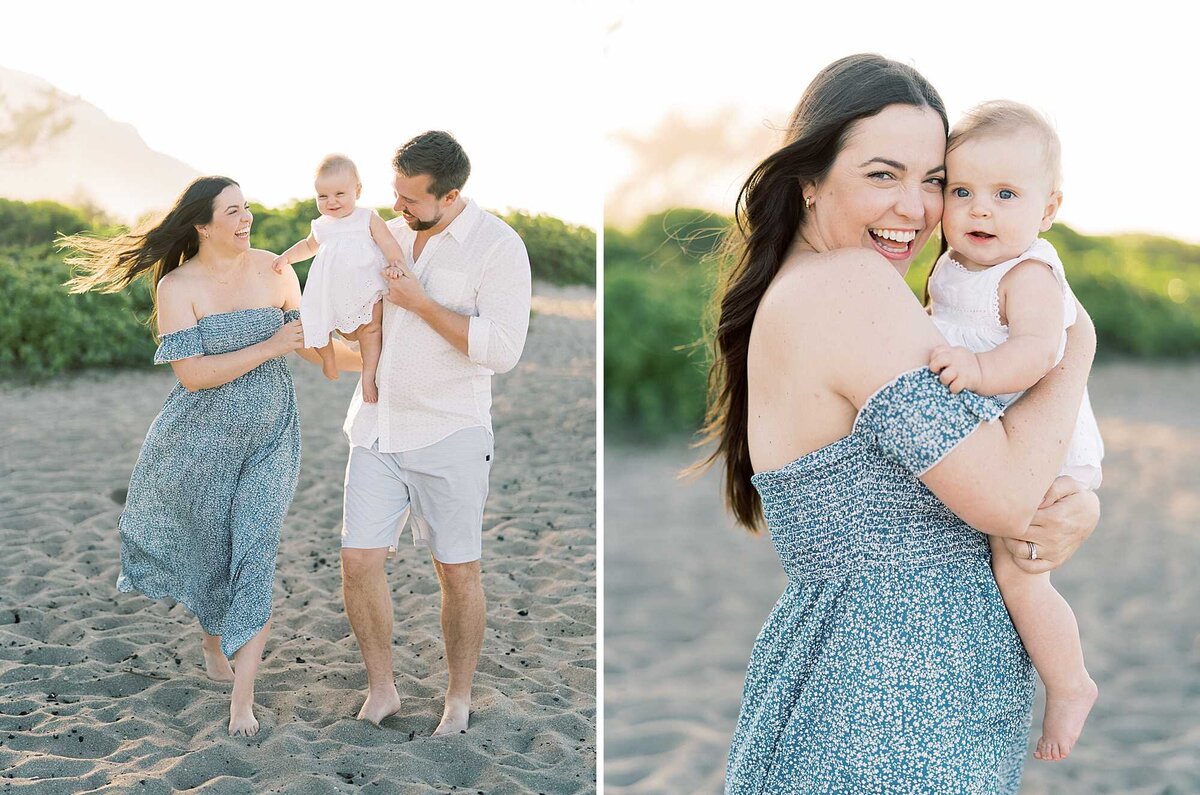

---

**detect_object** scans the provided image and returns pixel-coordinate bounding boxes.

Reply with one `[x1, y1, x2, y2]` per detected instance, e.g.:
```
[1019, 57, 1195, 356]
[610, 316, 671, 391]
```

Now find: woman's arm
[158, 275, 302, 391]
[999, 476, 1099, 574]
[826, 252, 1095, 540]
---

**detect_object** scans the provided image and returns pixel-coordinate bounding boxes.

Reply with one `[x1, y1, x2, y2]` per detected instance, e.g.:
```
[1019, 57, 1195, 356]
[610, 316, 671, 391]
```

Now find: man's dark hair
[392, 131, 471, 198]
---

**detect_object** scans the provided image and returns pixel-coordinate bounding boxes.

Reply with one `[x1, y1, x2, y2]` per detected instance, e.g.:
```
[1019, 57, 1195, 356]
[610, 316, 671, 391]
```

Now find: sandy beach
[0, 283, 596, 793]
[604, 361, 1200, 794]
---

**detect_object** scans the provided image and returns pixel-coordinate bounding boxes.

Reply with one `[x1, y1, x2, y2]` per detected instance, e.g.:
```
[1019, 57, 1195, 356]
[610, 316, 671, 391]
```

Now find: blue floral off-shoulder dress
[725, 367, 1035, 794]
[116, 307, 301, 658]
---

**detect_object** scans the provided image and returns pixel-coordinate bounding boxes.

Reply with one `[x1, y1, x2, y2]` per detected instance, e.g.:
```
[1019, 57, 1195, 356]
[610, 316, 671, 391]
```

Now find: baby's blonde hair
[948, 100, 1062, 192]
[315, 153, 361, 185]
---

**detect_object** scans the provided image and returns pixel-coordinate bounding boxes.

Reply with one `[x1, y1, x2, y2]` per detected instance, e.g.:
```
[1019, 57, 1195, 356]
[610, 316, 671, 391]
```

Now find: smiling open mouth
[869, 228, 917, 259]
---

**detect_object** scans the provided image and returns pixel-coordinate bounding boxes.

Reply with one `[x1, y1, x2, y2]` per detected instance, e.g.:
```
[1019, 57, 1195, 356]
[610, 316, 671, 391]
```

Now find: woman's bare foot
[356, 685, 402, 726]
[362, 375, 379, 404]
[229, 687, 259, 736]
[201, 640, 235, 682]
[1035, 676, 1098, 761]
[432, 697, 470, 736]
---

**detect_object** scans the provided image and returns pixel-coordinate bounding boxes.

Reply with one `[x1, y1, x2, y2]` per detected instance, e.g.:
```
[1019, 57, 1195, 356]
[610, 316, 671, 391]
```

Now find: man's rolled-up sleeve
[467, 234, 531, 373]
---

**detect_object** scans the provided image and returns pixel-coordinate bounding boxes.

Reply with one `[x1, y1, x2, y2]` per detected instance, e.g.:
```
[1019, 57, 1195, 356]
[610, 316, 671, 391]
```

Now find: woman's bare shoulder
[758, 249, 904, 329]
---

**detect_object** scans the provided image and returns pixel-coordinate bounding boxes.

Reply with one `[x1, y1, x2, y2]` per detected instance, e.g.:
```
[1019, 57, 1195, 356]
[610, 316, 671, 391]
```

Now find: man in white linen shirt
[340, 131, 531, 734]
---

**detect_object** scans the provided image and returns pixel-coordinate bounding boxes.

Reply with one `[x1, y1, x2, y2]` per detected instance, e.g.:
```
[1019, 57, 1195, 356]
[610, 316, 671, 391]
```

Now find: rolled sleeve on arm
[466, 235, 531, 373]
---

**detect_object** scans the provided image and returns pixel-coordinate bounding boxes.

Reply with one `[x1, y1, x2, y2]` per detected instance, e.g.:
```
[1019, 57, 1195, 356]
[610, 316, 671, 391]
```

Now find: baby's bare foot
[202, 642, 234, 682]
[1035, 677, 1098, 761]
[322, 360, 339, 381]
[362, 378, 379, 404]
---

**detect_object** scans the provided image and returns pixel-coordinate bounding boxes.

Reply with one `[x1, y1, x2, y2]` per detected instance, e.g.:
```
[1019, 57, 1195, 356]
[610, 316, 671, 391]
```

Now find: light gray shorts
[342, 426, 493, 564]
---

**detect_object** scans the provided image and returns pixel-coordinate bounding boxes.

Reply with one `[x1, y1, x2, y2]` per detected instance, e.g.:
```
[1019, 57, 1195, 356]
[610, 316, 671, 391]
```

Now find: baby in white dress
[274, 155, 405, 402]
[927, 101, 1103, 762]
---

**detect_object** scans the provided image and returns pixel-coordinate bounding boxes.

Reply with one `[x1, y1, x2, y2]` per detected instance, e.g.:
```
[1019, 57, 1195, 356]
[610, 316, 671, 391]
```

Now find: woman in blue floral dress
[66, 177, 359, 736]
[698, 55, 1102, 792]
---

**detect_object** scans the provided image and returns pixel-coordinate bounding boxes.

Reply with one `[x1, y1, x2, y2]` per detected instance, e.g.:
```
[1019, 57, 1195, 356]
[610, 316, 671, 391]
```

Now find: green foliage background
[605, 208, 1200, 440]
[0, 198, 594, 379]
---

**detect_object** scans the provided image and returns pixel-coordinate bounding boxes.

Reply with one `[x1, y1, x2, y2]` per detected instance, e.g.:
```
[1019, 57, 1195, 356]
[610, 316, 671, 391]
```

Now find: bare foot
[202, 641, 235, 683]
[362, 376, 378, 404]
[1035, 677, 1098, 761]
[228, 695, 259, 737]
[432, 697, 470, 736]
[321, 359, 339, 381]
[356, 687, 402, 726]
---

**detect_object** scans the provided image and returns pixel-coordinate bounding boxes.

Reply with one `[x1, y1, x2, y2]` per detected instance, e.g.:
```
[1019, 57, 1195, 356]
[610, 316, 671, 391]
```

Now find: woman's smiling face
[801, 103, 947, 274]
[199, 184, 253, 252]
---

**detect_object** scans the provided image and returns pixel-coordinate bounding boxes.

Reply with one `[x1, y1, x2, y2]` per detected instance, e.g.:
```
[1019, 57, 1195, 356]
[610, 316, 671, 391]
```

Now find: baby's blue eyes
[950, 187, 1016, 200]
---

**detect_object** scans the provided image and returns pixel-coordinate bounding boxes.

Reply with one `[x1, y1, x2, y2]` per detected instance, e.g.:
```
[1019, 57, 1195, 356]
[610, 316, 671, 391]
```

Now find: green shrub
[0, 246, 155, 377]
[500, 210, 596, 286]
[0, 197, 594, 379]
[605, 214, 1200, 439]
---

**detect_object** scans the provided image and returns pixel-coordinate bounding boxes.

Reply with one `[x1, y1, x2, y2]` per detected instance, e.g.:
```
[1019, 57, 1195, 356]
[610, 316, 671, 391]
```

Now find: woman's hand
[269, 319, 306, 357]
[1002, 476, 1100, 573]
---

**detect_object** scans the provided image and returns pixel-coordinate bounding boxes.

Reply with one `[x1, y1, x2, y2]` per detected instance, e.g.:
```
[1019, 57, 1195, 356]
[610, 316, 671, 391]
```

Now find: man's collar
[442, 197, 479, 243]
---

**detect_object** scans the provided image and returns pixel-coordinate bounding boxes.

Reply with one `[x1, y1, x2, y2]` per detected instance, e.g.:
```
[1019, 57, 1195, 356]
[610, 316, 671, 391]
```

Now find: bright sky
[605, 1, 1200, 243]
[2, 0, 600, 228]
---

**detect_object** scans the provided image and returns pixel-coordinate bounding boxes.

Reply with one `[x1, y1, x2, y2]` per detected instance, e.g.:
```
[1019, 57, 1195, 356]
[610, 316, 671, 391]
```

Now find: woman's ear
[1040, 191, 1063, 232]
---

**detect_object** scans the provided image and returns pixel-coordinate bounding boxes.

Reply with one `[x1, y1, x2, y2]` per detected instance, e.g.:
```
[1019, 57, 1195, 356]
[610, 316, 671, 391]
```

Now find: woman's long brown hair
[61, 176, 239, 330]
[695, 55, 948, 532]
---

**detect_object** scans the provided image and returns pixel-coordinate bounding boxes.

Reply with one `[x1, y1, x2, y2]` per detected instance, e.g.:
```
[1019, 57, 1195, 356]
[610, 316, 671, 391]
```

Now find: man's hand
[930, 345, 982, 394]
[272, 255, 290, 275]
[383, 262, 429, 312]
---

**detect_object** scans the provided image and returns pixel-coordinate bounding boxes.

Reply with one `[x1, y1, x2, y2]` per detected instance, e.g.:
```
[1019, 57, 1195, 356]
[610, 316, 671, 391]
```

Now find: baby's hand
[272, 255, 290, 274]
[929, 345, 982, 394]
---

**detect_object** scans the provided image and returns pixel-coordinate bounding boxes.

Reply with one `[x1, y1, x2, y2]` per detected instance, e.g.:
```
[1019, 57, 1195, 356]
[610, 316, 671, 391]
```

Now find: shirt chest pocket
[424, 269, 473, 314]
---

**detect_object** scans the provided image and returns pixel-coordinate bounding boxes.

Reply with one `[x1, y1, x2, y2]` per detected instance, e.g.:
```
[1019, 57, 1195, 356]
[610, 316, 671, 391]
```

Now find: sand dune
[604, 361, 1200, 794]
[0, 283, 596, 793]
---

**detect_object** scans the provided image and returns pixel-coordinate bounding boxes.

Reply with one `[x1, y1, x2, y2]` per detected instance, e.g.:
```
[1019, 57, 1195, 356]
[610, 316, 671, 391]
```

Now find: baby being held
[927, 100, 1104, 762]
[274, 155, 406, 402]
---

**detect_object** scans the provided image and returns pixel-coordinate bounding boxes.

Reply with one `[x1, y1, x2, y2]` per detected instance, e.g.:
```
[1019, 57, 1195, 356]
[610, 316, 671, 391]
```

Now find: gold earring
[804, 196, 814, 210]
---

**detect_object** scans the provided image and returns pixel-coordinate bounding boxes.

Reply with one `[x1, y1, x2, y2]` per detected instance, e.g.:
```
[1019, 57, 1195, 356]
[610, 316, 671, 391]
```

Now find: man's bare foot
[228, 695, 259, 737]
[1035, 676, 1098, 761]
[356, 686, 402, 726]
[432, 697, 470, 736]
[202, 640, 235, 682]
[362, 378, 378, 403]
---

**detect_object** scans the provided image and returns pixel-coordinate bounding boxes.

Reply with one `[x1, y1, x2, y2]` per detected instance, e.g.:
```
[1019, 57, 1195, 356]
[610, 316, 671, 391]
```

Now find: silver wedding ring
[1027, 541, 1038, 561]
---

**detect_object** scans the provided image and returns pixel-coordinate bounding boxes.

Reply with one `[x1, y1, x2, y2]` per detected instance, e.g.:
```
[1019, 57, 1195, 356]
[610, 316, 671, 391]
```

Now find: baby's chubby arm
[272, 232, 319, 274]
[368, 212, 407, 279]
[931, 259, 1065, 395]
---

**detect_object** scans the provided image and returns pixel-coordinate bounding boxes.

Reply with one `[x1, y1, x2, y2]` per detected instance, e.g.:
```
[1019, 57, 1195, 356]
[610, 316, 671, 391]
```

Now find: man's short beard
[406, 209, 443, 231]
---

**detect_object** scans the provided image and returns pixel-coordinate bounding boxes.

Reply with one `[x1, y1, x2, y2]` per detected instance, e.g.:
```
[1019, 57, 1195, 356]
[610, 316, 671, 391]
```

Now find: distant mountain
[0, 66, 200, 222]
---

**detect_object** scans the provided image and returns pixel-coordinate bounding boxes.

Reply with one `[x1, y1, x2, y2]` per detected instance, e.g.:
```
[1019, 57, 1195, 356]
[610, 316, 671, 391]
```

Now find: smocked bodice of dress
[750, 368, 1003, 582]
[726, 367, 1034, 795]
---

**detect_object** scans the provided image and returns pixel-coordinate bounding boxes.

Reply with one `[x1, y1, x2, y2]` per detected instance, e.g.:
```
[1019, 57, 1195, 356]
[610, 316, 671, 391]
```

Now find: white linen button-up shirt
[342, 198, 532, 452]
